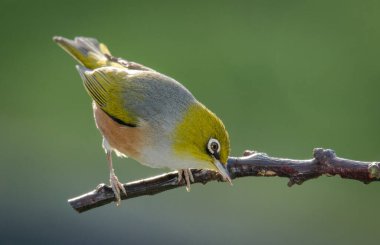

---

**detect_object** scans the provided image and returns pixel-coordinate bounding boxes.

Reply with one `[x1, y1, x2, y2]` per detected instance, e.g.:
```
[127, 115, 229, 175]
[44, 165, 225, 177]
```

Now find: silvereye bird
[53, 36, 231, 204]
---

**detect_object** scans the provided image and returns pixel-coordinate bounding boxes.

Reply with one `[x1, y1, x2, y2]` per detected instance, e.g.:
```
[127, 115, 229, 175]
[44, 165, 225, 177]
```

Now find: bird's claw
[110, 169, 127, 206]
[178, 169, 194, 192]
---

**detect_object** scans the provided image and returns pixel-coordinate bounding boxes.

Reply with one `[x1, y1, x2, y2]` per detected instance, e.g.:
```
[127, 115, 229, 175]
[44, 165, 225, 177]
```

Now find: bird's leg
[177, 169, 194, 192]
[106, 150, 127, 206]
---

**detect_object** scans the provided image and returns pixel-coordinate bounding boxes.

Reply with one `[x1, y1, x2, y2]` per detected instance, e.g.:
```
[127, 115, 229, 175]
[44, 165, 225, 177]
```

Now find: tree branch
[68, 148, 380, 213]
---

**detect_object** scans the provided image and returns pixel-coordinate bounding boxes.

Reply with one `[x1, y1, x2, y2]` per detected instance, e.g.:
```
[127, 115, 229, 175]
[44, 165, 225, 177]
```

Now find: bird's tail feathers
[53, 36, 112, 69]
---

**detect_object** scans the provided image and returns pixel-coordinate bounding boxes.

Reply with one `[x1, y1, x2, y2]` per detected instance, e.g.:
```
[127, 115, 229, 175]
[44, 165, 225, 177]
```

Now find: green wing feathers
[54, 36, 149, 127]
[77, 66, 138, 127]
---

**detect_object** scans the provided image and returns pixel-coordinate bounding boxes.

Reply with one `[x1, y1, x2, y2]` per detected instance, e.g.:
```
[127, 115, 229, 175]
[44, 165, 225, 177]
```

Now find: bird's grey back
[122, 71, 196, 132]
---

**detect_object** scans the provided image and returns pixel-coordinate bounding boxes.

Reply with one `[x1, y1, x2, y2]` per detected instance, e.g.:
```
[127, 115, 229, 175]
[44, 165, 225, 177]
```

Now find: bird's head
[173, 102, 231, 183]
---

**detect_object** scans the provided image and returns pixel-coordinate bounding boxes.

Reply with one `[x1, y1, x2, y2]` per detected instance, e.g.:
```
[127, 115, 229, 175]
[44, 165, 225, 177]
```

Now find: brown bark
[68, 148, 380, 213]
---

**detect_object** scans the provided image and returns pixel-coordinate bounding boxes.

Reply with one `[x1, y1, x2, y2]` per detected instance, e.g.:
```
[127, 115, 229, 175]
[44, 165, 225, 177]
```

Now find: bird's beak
[214, 160, 233, 185]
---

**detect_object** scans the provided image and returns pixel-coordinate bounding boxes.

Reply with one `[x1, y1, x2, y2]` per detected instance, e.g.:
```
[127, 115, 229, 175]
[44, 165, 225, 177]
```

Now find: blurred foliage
[1, 0, 380, 244]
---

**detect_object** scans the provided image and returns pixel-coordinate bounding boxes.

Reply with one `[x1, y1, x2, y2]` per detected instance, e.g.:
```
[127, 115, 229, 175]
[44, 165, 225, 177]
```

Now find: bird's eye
[207, 138, 220, 154]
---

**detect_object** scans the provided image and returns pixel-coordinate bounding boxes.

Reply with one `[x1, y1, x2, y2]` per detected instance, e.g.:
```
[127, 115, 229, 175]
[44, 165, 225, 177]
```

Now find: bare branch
[68, 148, 380, 213]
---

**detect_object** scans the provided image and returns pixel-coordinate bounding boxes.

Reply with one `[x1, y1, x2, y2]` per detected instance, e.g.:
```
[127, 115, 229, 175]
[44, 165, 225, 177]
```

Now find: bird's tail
[53, 36, 113, 69]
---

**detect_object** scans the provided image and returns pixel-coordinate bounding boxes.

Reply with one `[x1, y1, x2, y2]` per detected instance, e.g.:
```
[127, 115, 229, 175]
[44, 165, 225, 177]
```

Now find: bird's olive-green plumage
[173, 103, 230, 167]
[77, 66, 140, 126]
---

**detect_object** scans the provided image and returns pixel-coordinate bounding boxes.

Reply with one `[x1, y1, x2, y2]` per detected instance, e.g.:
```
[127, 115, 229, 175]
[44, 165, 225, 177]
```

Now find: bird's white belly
[139, 144, 207, 170]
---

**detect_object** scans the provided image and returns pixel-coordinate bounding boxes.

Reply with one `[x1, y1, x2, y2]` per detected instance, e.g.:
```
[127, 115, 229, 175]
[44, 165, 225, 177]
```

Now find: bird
[53, 36, 231, 205]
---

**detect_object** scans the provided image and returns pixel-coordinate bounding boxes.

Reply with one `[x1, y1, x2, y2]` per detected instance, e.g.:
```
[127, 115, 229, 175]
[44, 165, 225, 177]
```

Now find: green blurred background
[1, 0, 380, 244]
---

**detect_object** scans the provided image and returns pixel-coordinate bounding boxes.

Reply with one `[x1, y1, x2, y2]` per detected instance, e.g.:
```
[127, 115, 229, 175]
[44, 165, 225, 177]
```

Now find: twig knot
[368, 162, 380, 179]
[313, 148, 336, 165]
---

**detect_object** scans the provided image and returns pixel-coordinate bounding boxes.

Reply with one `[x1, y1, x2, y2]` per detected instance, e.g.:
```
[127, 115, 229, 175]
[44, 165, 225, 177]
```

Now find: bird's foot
[178, 169, 194, 192]
[109, 169, 127, 206]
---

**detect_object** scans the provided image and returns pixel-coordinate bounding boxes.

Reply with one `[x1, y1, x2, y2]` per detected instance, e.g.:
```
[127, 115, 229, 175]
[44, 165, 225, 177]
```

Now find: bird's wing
[77, 65, 140, 127]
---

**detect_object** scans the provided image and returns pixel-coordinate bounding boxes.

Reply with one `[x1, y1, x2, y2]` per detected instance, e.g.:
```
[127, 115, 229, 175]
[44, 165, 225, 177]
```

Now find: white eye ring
[207, 138, 221, 154]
